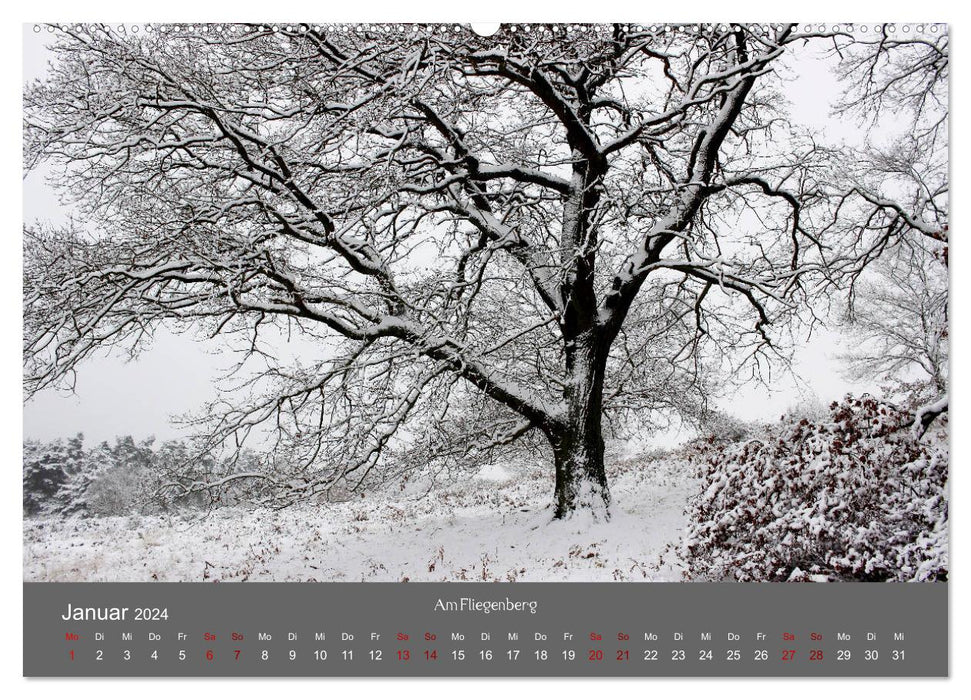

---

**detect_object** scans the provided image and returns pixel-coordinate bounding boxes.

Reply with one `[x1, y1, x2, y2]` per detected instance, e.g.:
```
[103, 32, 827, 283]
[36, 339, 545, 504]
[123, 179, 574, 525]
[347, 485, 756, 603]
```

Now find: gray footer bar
[24, 581, 948, 677]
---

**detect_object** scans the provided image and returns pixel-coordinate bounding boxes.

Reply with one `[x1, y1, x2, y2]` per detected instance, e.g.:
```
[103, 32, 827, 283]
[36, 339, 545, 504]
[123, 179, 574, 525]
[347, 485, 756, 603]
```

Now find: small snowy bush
[683, 395, 948, 582]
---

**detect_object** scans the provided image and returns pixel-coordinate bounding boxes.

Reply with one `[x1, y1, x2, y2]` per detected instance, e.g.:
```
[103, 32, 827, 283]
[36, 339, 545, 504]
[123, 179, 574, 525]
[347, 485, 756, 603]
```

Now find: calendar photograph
[23, 21, 948, 594]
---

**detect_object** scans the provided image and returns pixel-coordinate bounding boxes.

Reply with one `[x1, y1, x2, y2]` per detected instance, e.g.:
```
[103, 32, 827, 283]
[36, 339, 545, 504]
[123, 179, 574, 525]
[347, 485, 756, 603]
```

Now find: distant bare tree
[23, 23, 945, 519]
[833, 26, 947, 253]
[841, 237, 947, 396]
[826, 25, 949, 426]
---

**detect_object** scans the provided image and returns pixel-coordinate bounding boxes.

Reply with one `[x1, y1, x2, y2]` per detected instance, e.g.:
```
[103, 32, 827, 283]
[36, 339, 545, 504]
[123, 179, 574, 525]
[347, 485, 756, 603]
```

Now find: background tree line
[22, 434, 270, 517]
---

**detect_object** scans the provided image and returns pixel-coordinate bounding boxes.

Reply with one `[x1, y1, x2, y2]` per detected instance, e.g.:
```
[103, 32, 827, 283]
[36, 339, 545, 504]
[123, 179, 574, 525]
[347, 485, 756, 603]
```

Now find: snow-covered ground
[23, 450, 696, 582]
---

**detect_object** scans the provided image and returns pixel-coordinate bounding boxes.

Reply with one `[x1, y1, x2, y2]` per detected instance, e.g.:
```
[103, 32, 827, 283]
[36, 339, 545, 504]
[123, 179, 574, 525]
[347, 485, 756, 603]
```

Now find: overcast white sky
[21, 25, 889, 445]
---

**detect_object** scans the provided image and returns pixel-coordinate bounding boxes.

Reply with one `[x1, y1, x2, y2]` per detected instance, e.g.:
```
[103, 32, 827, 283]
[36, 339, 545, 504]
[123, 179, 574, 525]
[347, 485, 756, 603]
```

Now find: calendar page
[22, 21, 949, 678]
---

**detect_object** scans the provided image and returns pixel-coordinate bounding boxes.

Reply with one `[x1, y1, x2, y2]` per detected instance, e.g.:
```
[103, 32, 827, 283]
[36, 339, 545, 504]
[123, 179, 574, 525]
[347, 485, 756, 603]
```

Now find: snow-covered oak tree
[23, 23, 945, 519]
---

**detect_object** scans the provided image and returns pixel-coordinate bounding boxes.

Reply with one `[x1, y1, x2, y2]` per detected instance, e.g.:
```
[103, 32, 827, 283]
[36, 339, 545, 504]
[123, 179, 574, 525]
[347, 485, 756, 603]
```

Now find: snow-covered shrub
[695, 410, 756, 443]
[59, 441, 112, 516]
[683, 395, 948, 582]
[84, 462, 156, 516]
[23, 435, 160, 517]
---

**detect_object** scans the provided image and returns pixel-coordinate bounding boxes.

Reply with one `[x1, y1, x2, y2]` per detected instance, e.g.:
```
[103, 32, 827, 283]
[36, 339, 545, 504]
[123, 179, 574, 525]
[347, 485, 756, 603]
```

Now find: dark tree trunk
[546, 145, 611, 519]
[546, 332, 610, 520]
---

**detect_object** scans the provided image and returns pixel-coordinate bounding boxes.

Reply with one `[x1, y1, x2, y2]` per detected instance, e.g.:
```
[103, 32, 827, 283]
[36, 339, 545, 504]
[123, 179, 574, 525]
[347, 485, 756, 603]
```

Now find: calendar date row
[65, 646, 909, 664]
